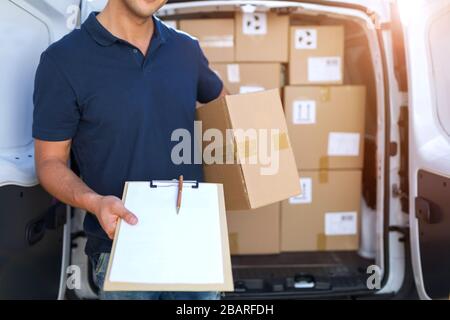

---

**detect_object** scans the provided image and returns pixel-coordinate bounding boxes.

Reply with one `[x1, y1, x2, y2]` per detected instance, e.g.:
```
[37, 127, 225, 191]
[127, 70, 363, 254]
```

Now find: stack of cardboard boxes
[178, 12, 366, 254]
[180, 13, 287, 95]
[181, 13, 291, 255]
[283, 25, 366, 252]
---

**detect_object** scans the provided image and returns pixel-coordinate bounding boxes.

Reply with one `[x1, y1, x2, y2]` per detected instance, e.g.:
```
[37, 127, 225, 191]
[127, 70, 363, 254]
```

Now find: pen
[176, 175, 183, 214]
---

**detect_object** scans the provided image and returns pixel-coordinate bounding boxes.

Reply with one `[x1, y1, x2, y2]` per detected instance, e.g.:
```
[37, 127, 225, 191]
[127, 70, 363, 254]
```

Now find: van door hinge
[392, 183, 408, 200]
[388, 226, 409, 242]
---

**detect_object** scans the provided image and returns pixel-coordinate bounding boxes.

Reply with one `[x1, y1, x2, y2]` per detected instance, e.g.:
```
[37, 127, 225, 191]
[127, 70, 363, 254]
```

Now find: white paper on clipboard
[104, 181, 233, 292]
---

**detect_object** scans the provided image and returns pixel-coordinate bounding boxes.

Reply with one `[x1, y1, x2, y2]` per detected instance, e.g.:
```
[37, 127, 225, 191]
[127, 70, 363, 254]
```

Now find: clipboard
[103, 180, 234, 292]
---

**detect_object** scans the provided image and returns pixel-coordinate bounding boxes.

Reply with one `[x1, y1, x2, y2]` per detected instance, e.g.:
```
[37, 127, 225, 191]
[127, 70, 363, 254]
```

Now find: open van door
[0, 0, 80, 299]
[398, 0, 450, 300]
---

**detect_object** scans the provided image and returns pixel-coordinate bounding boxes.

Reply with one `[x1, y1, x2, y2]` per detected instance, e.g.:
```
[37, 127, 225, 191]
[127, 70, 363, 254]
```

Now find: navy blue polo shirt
[32, 12, 223, 256]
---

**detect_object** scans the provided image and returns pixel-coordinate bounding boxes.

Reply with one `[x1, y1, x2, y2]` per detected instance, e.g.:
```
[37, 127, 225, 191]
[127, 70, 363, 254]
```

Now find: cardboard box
[179, 19, 234, 62]
[235, 12, 289, 62]
[227, 203, 280, 255]
[289, 26, 344, 85]
[210, 63, 283, 94]
[196, 89, 300, 210]
[281, 170, 361, 252]
[284, 85, 366, 170]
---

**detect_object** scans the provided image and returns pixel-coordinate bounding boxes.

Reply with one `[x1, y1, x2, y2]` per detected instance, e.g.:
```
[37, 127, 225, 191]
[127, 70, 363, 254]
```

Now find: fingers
[114, 203, 138, 225]
[97, 197, 139, 239]
[106, 219, 117, 240]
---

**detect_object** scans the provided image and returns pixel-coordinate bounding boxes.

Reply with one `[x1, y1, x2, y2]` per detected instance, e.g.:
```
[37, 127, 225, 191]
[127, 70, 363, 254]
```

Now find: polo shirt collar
[83, 12, 167, 47]
[153, 16, 168, 44]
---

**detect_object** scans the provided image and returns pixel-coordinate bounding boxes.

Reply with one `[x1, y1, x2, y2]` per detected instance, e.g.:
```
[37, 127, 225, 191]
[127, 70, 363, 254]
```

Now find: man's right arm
[34, 139, 138, 239]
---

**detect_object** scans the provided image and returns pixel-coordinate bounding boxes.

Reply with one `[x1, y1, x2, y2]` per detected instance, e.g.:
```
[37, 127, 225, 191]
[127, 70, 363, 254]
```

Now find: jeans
[91, 253, 221, 300]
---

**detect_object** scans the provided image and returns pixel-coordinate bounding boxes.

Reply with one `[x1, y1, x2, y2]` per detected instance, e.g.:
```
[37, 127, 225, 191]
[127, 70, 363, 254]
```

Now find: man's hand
[93, 196, 138, 239]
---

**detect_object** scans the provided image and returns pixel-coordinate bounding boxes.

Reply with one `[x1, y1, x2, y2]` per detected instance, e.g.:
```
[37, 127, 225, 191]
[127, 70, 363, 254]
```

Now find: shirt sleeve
[196, 41, 224, 104]
[32, 52, 80, 141]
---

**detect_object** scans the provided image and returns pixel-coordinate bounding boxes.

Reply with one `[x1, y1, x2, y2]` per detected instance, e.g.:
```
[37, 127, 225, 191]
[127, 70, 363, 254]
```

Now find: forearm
[37, 159, 101, 214]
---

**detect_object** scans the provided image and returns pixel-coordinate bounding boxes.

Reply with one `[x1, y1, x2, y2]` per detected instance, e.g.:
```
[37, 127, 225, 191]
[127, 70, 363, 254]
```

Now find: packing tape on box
[319, 87, 331, 102]
[234, 132, 290, 161]
[204, 132, 290, 163]
[235, 138, 258, 159]
[235, 132, 289, 159]
[229, 232, 239, 254]
[317, 233, 327, 251]
[205, 139, 257, 163]
[278, 132, 291, 150]
[318, 157, 329, 183]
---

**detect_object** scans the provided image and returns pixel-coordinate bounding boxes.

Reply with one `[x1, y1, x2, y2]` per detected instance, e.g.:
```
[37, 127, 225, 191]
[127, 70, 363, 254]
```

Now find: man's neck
[97, 2, 154, 55]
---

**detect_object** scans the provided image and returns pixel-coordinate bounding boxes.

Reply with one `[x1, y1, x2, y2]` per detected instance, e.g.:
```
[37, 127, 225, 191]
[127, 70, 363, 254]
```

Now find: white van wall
[0, 1, 48, 150]
[0, 0, 79, 187]
[81, 0, 107, 21]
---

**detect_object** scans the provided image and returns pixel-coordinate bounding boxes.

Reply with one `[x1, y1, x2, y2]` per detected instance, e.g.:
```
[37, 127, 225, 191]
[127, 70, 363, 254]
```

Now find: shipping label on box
[289, 177, 312, 204]
[327, 132, 360, 156]
[307, 56, 342, 83]
[325, 212, 358, 236]
[292, 100, 316, 125]
[294, 28, 318, 49]
[242, 12, 268, 35]
[227, 64, 240, 83]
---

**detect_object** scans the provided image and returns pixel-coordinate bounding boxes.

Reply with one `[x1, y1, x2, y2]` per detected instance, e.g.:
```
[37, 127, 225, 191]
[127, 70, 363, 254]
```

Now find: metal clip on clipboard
[149, 179, 199, 214]
[149, 180, 199, 188]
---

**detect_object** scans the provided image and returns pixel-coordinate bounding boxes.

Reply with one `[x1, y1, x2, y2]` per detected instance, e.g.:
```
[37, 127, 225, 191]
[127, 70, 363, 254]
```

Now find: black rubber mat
[225, 251, 375, 298]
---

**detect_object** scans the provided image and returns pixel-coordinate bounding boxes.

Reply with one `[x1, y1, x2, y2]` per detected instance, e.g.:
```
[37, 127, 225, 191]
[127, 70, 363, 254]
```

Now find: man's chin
[126, 0, 167, 19]
[133, 11, 156, 20]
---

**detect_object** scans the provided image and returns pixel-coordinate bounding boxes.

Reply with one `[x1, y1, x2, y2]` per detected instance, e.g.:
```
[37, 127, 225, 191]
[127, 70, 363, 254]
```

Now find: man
[33, 0, 225, 300]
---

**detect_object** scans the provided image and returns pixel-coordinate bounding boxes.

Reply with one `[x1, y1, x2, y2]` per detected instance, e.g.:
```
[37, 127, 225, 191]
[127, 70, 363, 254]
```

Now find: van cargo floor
[224, 251, 375, 299]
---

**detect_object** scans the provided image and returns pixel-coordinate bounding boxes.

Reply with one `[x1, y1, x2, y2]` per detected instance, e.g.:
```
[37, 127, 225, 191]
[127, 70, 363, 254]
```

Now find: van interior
[68, 2, 387, 300]
[1, 0, 415, 300]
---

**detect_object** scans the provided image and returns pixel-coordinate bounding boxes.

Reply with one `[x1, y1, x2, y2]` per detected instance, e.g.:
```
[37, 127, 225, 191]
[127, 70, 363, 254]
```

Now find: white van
[0, 0, 449, 300]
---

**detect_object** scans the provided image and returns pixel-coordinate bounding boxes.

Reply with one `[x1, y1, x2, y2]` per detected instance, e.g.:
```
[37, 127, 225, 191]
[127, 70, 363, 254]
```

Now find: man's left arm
[196, 41, 227, 103]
